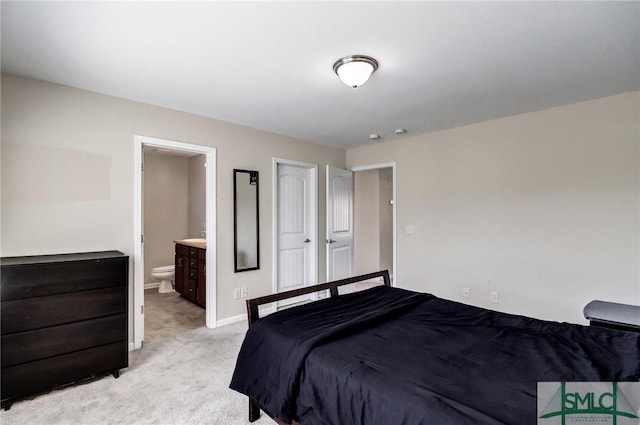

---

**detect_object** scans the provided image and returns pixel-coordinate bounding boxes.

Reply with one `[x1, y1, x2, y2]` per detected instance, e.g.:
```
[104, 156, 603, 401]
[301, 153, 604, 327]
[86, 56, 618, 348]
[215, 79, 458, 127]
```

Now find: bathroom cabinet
[175, 242, 206, 308]
[0, 251, 128, 410]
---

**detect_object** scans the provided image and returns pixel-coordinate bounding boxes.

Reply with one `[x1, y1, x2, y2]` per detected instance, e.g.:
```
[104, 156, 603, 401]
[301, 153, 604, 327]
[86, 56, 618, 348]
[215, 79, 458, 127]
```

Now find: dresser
[175, 242, 206, 308]
[0, 251, 128, 410]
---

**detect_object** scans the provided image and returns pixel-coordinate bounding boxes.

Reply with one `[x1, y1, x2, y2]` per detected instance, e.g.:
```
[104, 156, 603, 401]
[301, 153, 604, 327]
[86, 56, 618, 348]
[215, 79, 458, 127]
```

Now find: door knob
[304, 238, 311, 243]
[327, 239, 336, 244]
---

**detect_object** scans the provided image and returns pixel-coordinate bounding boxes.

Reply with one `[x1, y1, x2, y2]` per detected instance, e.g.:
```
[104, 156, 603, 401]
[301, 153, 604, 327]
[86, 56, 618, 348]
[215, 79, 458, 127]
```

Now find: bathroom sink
[182, 238, 206, 243]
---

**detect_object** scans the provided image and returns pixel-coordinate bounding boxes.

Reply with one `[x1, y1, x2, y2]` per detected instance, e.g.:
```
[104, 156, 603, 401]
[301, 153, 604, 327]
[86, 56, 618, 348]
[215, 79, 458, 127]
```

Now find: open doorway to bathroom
[142, 147, 206, 342]
[352, 163, 396, 285]
[133, 135, 217, 350]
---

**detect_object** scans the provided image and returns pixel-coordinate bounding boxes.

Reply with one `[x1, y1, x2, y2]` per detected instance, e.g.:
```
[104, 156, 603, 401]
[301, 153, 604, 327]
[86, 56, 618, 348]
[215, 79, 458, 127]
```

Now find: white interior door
[326, 165, 354, 282]
[276, 161, 317, 306]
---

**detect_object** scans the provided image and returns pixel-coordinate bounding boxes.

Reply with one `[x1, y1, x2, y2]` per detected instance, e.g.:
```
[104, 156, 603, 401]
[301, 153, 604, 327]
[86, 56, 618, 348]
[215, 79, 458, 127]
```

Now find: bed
[230, 270, 640, 425]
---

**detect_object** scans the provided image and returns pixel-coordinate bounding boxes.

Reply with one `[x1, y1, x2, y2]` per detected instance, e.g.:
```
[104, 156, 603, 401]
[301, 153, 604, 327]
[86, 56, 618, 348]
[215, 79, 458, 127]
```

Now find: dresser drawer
[1, 287, 127, 334]
[1, 314, 127, 368]
[1, 257, 127, 301]
[1, 342, 127, 402]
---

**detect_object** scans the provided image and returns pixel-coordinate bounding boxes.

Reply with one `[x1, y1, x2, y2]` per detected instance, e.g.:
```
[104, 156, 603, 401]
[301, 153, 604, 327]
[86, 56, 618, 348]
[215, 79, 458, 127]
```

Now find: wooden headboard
[245, 270, 391, 326]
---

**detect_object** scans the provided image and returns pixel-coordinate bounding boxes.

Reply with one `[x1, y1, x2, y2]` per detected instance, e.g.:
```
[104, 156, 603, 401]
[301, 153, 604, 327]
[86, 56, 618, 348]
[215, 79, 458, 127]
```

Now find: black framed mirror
[234, 169, 260, 272]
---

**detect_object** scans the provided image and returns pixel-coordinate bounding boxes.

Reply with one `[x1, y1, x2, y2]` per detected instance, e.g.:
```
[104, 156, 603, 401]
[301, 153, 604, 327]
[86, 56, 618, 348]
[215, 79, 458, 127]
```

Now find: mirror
[234, 169, 260, 272]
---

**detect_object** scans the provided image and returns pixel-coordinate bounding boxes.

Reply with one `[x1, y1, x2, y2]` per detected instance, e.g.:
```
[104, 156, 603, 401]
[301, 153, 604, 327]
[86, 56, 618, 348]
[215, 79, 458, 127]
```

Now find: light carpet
[144, 289, 205, 343]
[0, 322, 272, 425]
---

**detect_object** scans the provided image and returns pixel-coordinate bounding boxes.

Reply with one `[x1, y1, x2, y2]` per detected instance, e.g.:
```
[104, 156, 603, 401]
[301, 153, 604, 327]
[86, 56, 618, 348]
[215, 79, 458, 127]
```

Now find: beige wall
[378, 168, 393, 275]
[143, 153, 189, 284]
[144, 152, 205, 285]
[354, 170, 380, 274]
[348, 91, 640, 324]
[3, 73, 637, 329]
[1, 74, 346, 335]
[187, 154, 206, 238]
[353, 168, 394, 277]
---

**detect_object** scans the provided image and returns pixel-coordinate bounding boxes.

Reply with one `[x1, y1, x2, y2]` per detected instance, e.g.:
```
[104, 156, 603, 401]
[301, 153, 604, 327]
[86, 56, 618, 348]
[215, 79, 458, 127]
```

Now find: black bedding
[230, 286, 640, 425]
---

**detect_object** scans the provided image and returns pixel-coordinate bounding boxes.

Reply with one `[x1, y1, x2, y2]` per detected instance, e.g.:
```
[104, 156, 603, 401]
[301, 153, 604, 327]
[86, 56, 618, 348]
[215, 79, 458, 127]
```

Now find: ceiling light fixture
[333, 55, 379, 88]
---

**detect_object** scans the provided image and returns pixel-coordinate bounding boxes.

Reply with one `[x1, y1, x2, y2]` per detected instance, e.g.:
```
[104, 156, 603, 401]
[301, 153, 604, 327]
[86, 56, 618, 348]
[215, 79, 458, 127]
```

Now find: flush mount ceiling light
[333, 55, 379, 88]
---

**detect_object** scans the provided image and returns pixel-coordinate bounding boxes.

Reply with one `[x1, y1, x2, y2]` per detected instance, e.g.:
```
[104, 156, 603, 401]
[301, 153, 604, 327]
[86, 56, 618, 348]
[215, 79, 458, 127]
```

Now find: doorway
[133, 135, 217, 350]
[142, 148, 206, 342]
[352, 163, 397, 285]
[272, 158, 318, 307]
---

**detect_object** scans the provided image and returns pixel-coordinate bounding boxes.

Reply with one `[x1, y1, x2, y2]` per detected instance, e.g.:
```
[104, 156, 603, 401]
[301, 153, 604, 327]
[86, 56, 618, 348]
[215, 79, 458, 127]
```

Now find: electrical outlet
[241, 287, 248, 298]
[463, 287, 470, 298]
[234, 288, 241, 300]
[490, 291, 499, 304]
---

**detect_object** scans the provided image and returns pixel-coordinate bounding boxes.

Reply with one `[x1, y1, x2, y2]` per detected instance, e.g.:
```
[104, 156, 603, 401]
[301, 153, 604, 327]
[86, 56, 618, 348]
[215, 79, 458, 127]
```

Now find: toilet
[151, 265, 175, 293]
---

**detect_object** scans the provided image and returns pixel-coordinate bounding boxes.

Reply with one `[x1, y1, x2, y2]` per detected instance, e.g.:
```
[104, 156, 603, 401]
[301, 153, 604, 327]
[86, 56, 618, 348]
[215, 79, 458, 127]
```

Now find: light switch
[405, 225, 415, 234]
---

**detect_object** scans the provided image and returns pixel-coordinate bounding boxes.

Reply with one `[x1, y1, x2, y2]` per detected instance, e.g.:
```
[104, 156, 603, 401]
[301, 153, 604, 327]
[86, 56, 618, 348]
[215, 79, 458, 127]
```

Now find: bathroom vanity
[0, 251, 128, 410]
[174, 240, 206, 308]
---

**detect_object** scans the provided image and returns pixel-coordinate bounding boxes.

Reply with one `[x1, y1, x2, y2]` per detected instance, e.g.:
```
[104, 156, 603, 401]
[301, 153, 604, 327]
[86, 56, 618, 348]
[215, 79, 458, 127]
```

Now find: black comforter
[230, 286, 640, 425]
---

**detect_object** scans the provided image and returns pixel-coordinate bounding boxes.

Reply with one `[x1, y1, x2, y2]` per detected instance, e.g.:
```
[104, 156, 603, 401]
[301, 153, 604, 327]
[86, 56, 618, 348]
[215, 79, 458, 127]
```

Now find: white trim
[350, 162, 397, 286]
[128, 342, 136, 352]
[133, 140, 144, 350]
[133, 135, 217, 350]
[272, 158, 319, 307]
[272, 158, 278, 298]
[216, 305, 276, 328]
[144, 282, 160, 290]
[325, 165, 330, 282]
[258, 305, 276, 318]
[216, 313, 246, 328]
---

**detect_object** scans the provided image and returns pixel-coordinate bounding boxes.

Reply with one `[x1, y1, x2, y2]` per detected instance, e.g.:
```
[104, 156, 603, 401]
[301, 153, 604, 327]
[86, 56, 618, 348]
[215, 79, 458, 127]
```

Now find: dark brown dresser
[0, 251, 129, 410]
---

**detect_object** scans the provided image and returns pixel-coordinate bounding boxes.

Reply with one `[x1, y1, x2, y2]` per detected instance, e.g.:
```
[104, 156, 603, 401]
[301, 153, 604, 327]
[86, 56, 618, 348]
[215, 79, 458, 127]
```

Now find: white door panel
[331, 245, 352, 280]
[279, 248, 306, 289]
[327, 165, 354, 282]
[276, 162, 316, 306]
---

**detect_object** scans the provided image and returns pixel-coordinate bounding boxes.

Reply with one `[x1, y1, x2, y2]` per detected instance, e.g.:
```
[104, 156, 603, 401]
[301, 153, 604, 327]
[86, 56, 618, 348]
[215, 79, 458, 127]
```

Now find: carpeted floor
[144, 289, 205, 343]
[0, 322, 272, 425]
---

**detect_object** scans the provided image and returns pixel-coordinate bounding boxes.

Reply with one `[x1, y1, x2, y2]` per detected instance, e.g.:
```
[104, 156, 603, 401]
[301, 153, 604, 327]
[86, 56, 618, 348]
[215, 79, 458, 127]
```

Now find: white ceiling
[2, 1, 638, 149]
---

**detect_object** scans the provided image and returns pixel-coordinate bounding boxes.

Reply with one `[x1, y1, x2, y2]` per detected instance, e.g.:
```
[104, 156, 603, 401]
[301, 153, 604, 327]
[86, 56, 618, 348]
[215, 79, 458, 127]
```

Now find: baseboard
[216, 313, 245, 327]
[215, 305, 275, 328]
[258, 305, 275, 318]
[144, 282, 160, 290]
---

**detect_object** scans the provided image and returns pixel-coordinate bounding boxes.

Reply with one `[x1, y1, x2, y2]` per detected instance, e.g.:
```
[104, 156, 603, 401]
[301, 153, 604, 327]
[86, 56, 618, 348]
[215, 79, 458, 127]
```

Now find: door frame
[272, 158, 319, 296]
[351, 162, 397, 285]
[133, 135, 217, 350]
